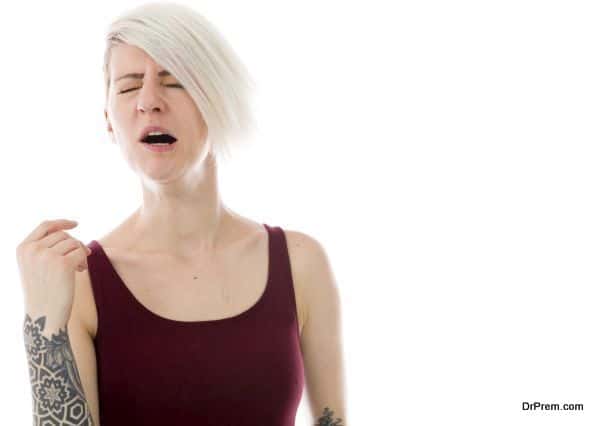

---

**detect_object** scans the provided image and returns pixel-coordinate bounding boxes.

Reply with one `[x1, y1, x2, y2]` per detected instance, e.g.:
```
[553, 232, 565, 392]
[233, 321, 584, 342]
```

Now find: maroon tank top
[85, 224, 304, 425]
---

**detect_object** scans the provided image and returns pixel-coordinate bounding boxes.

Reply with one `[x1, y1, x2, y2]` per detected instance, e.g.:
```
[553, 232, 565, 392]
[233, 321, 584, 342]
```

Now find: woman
[18, 2, 348, 425]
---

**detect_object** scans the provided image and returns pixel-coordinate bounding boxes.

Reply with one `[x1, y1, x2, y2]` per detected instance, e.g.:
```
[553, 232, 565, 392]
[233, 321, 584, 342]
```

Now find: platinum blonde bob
[103, 2, 257, 162]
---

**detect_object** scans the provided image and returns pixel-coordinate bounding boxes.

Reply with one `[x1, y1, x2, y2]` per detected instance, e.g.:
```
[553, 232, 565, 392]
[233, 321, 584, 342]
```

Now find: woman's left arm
[286, 230, 348, 426]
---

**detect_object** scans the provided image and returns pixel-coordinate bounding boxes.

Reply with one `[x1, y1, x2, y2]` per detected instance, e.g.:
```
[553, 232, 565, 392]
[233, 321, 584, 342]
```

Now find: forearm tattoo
[315, 406, 345, 425]
[23, 314, 94, 425]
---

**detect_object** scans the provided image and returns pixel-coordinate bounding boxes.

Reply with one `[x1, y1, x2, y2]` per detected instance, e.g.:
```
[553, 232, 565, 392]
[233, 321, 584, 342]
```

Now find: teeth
[147, 131, 169, 136]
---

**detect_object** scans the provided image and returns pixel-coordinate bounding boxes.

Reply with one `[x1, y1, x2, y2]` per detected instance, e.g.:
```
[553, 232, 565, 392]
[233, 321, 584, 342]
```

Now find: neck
[128, 154, 236, 258]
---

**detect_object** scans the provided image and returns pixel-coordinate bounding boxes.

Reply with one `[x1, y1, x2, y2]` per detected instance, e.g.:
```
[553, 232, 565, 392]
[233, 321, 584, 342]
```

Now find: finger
[51, 238, 86, 257]
[64, 242, 89, 270]
[23, 219, 79, 244]
[46, 239, 92, 266]
[78, 241, 92, 257]
[41, 230, 71, 248]
[41, 232, 92, 256]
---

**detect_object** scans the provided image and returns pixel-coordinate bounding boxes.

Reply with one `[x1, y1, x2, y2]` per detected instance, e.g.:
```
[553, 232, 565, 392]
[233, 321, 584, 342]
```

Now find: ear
[104, 109, 115, 144]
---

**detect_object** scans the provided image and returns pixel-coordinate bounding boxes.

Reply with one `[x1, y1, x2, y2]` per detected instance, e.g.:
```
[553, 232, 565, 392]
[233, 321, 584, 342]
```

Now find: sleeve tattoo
[23, 314, 95, 425]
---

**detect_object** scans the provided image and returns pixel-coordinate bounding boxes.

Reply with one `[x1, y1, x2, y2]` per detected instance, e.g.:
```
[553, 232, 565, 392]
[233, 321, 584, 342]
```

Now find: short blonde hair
[103, 2, 256, 161]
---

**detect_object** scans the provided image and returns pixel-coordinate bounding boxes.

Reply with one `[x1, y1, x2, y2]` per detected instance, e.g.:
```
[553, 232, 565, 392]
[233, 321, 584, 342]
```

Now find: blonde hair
[103, 2, 257, 162]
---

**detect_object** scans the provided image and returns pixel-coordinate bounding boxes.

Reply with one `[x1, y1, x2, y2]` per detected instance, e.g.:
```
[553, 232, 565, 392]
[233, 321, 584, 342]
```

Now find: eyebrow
[115, 70, 172, 83]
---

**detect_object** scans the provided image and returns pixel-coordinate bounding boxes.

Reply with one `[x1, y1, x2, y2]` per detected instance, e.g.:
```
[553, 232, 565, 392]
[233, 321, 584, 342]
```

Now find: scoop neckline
[89, 223, 272, 326]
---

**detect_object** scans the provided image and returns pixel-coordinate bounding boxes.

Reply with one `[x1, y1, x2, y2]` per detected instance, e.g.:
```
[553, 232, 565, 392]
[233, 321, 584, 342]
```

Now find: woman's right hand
[16, 219, 93, 328]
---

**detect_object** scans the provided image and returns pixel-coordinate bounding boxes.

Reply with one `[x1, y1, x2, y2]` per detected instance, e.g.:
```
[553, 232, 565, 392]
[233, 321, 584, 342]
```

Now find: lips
[138, 125, 177, 142]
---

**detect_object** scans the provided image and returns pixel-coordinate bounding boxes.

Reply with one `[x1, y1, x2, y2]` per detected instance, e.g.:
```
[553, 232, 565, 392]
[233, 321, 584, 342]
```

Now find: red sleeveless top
[85, 224, 304, 425]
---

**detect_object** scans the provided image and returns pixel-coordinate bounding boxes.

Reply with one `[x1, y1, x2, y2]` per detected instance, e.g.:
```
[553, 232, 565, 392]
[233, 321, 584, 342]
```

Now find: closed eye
[117, 84, 184, 94]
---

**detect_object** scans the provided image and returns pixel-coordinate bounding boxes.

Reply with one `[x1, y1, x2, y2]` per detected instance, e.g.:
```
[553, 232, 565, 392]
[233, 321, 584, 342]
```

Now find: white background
[2, 0, 599, 424]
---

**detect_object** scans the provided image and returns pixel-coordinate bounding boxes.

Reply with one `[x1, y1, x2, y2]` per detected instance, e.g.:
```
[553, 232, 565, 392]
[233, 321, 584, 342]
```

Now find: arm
[23, 313, 95, 425]
[23, 271, 100, 425]
[286, 230, 348, 425]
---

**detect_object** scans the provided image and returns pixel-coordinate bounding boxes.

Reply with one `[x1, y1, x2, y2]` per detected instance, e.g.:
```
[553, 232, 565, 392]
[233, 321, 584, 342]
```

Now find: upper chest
[78, 229, 305, 338]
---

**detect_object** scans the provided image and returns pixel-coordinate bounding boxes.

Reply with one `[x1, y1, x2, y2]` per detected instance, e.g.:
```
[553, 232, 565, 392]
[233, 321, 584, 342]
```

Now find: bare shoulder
[282, 228, 335, 288]
[282, 228, 340, 331]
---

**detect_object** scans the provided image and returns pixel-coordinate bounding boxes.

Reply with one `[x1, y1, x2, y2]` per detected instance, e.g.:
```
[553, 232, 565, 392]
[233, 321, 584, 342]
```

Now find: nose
[138, 103, 162, 113]
[137, 82, 166, 113]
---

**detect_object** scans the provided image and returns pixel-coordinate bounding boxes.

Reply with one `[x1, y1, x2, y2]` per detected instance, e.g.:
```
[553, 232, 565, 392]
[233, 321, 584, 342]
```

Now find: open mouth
[141, 133, 178, 145]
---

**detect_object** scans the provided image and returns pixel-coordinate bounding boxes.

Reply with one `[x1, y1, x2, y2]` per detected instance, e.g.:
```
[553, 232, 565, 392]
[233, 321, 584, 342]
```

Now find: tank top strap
[86, 239, 150, 335]
[262, 224, 301, 340]
[85, 240, 113, 335]
[85, 224, 300, 339]
[264, 224, 293, 291]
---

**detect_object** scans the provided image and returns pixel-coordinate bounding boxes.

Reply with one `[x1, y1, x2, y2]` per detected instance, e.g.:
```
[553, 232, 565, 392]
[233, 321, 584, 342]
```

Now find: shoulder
[281, 228, 340, 318]
[282, 228, 333, 282]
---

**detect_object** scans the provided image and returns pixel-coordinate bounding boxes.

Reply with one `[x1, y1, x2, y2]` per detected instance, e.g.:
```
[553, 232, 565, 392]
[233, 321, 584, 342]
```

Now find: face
[105, 43, 210, 182]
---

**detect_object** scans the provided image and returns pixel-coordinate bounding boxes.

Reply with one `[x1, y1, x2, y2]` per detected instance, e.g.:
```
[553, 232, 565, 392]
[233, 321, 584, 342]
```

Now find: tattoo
[23, 314, 95, 425]
[315, 406, 344, 426]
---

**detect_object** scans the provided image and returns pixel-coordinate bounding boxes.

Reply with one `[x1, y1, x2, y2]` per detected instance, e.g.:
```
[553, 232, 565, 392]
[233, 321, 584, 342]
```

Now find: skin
[100, 43, 348, 424]
[105, 43, 240, 255]
[21, 41, 347, 425]
[24, 314, 94, 425]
